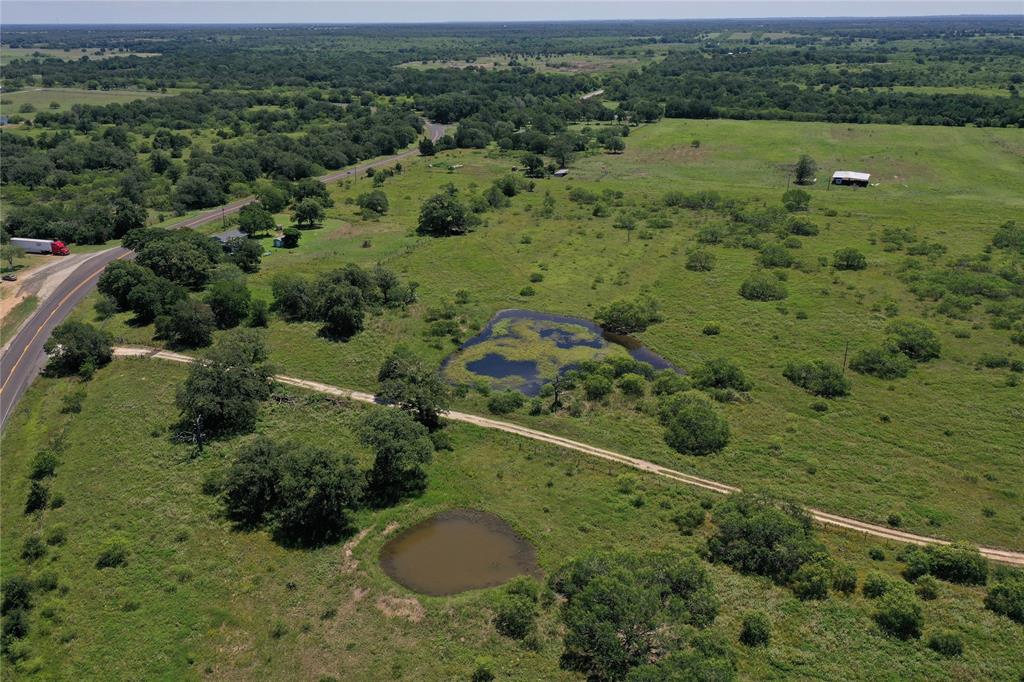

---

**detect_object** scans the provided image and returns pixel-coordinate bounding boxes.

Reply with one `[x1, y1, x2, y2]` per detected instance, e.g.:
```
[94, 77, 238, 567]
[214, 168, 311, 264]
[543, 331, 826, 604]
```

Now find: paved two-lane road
[0, 122, 447, 430]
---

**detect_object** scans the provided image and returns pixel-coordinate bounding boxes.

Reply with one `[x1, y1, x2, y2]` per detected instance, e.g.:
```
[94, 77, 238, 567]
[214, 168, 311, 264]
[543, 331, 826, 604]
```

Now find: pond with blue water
[442, 309, 678, 395]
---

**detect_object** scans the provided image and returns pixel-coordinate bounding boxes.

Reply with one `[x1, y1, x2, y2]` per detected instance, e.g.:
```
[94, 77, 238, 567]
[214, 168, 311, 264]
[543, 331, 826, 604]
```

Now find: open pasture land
[0, 88, 167, 118]
[77, 118, 1024, 551]
[0, 45, 158, 66]
[2, 362, 1022, 680]
[399, 51, 655, 74]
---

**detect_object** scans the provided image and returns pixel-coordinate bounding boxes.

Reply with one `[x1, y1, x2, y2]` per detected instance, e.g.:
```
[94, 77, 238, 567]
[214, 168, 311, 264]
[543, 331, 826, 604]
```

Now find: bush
[782, 188, 811, 212]
[652, 370, 691, 396]
[658, 393, 730, 456]
[915, 575, 940, 600]
[692, 358, 752, 392]
[24, 481, 49, 514]
[707, 494, 822, 584]
[863, 571, 894, 598]
[928, 630, 963, 657]
[471, 658, 495, 682]
[60, 390, 86, 414]
[874, 586, 923, 640]
[886, 320, 941, 361]
[702, 323, 720, 336]
[29, 450, 59, 480]
[739, 611, 771, 646]
[617, 373, 646, 397]
[1, 576, 34, 615]
[832, 562, 858, 594]
[788, 217, 819, 236]
[583, 374, 613, 400]
[488, 391, 525, 415]
[850, 346, 913, 379]
[594, 296, 662, 334]
[686, 250, 716, 272]
[494, 594, 537, 640]
[2, 608, 29, 641]
[739, 273, 787, 301]
[45, 525, 67, 546]
[672, 505, 706, 536]
[759, 244, 793, 268]
[790, 561, 831, 600]
[95, 539, 129, 568]
[783, 360, 850, 398]
[832, 247, 867, 271]
[903, 543, 988, 586]
[984, 577, 1024, 623]
[247, 299, 269, 327]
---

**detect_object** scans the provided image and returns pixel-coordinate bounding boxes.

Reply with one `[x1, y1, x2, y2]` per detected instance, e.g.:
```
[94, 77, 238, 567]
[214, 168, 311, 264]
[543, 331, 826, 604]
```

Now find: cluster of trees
[594, 295, 663, 334]
[270, 263, 416, 340]
[850, 319, 940, 380]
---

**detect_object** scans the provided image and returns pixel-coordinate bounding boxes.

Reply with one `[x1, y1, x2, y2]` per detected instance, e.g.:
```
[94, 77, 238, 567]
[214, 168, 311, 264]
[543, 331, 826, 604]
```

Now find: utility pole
[842, 340, 849, 374]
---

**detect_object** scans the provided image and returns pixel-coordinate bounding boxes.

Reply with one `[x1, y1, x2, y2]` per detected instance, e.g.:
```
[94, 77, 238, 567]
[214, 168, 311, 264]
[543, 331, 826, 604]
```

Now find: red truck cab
[51, 241, 70, 256]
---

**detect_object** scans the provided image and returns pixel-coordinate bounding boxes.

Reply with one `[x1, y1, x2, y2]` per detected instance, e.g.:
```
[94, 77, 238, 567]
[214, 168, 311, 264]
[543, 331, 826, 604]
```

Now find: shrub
[850, 346, 913, 379]
[247, 299, 269, 327]
[685, 250, 716, 272]
[863, 571, 894, 598]
[96, 539, 129, 568]
[915, 575, 939, 600]
[984, 577, 1024, 623]
[471, 658, 495, 682]
[886, 320, 941, 361]
[1, 576, 34, 614]
[928, 630, 963, 657]
[29, 450, 59, 480]
[903, 543, 988, 585]
[494, 594, 537, 640]
[658, 393, 730, 456]
[21, 536, 46, 563]
[583, 374, 613, 400]
[652, 370, 691, 395]
[783, 360, 850, 398]
[739, 611, 771, 647]
[759, 244, 793, 268]
[519, 286, 535, 297]
[34, 572, 58, 593]
[45, 525, 67, 546]
[24, 481, 49, 514]
[833, 248, 867, 271]
[594, 296, 662, 334]
[790, 561, 831, 600]
[488, 391, 525, 415]
[617, 373, 646, 397]
[832, 562, 858, 594]
[708, 494, 822, 584]
[782, 188, 811, 212]
[672, 505, 706, 536]
[692, 358, 752, 392]
[739, 273, 787, 301]
[702, 323, 720, 336]
[868, 547, 886, 561]
[2, 608, 29, 641]
[874, 586, 923, 639]
[788, 217, 819, 236]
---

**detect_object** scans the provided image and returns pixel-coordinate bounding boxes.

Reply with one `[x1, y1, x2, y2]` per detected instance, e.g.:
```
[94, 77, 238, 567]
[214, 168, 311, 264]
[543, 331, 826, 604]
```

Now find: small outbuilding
[553, 168, 569, 177]
[831, 171, 870, 187]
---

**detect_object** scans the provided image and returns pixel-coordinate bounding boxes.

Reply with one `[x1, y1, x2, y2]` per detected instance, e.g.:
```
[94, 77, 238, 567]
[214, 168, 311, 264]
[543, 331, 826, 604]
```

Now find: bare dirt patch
[340, 527, 371, 574]
[382, 521, 399, 537]
[375, 595, 425, 623]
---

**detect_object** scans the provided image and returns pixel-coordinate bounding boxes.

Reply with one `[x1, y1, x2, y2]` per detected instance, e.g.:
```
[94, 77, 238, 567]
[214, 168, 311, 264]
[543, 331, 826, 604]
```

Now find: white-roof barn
[831, 170, 871, 187]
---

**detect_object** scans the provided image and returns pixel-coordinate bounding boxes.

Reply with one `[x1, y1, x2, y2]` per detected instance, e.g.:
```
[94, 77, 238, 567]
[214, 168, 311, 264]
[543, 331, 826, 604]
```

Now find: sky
[2, 1, 1021, 25]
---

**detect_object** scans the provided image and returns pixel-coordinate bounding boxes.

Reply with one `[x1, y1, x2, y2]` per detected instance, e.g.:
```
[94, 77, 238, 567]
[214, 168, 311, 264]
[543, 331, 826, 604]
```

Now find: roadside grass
[69, 117, 1024, 549]
[1, 363, 1021, 680]
[0, 295, 38, 346]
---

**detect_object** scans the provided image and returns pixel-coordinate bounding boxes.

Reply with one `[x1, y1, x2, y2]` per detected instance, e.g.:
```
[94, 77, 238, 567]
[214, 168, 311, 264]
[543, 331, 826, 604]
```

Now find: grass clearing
[1, 363, 1021, 679]
[0, 88, 167, 118]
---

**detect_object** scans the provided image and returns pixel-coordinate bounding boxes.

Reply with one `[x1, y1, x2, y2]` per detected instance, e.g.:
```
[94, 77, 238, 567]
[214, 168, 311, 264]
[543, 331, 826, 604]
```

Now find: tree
[418, 138, 436, 156]
[43, 321, 112, 377]
[521, 154, 546, 178]
[377, 348, 451, 429]
[314, 281, 364, 340]
[685, 250, 715, 272]
[356, 189, 389, 216]
[126, 275, 186, 323]
[136, 239, 216, 289]
[417, 186, 474, 237]
[739, 611, 771, 647]
[281, 226, 301, 248]
[228, 237, 263, 273]
[794, 155, 817, 185]
[270, 446, 364, 546]
[292, 198, 325, 228]
[175, 330, 274, 438]
[548, 135, 575, 167]
[783, 360, 850, 398]
[707, 494, 824, 584]
[985, 577, 1024, 624]
[850, 346, 914, 379]
[155, 299, 215, 348]
[739, 273, 788, 301]
[594, 296, 662, 334]
[603, 135, 626, 154]
[222, 437, 284, 527]
[359, 409, 433, 505]
[833, 247, 867, 271]
[205, 277, 252, 329]
[256, 182, 289, 213]
[97, 260, 150, 309]
[238, 203, 275, 237]
[1, 575, 34, 614]
[271, 273, 313, 320]
[111, 198, 148, 237]
[1, 244, 25, 271]
[658, 393, 730, 455]
[173, 174, 226, 211]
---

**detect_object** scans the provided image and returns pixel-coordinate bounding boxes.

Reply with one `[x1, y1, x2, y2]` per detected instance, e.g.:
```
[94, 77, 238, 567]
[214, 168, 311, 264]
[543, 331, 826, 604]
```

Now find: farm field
[1, 362, 1021, 680]
[68, 118, 1024, 551]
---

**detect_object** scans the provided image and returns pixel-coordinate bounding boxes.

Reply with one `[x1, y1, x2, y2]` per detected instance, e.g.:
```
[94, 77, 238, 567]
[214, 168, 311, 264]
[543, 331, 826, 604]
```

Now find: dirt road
[111, 346, 1024, 566]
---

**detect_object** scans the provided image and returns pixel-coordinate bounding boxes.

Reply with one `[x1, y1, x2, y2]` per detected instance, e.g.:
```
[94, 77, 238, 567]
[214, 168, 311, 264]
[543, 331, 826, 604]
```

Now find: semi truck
[9, 238, 70, 256]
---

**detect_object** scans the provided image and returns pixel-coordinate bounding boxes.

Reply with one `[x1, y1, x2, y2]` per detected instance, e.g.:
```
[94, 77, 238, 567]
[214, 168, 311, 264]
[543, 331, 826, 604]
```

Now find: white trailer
[9, 238, 69, 255]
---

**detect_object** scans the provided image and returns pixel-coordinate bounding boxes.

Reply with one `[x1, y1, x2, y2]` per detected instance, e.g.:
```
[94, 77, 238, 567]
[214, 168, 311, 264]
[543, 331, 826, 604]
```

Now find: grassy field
[2, 362, 1021, 680]
[398, 51, 654, 74]
[0, 88, 167, 118]
[73, 118, 1024, 551]
[0, 46, 158, 66]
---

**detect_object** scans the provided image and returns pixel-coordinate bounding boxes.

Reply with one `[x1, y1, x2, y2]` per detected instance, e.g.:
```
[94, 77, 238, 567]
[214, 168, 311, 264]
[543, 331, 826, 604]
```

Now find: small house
[831, 171, 870, 187]
[553, 168, 569, 178]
